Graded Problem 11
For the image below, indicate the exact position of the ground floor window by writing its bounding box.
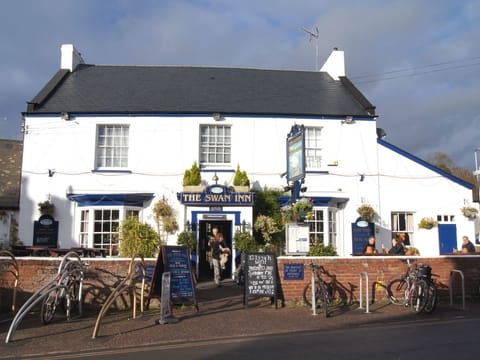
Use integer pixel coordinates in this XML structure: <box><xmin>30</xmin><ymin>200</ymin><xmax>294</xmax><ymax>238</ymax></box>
<box><xmin>391</xmin><ymin>212</ymin><xmax>414</xmax><ymax>246</ymax></box>
<box><xmin>307</xmin><ymin>208</ymin><xmax>337</xmax><ymax>248</ymax></box>
<box><xmin>79</xmin><ymin>207</ymin><xmax>140</xmax><ymax>256</ymax></box>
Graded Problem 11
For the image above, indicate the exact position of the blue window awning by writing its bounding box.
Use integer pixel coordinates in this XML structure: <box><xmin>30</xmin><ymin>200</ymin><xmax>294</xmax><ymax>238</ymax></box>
<box><xmin>68</xmin><ymin>193</ymin><xmax>154</xmax><ymax>207</ymax></box>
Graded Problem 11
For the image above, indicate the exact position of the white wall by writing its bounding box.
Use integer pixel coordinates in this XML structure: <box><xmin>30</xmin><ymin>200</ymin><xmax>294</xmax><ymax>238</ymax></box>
<box><xmin>19</xmin><ymin>114</ymin><xmax>475</xmax><ymax>255</ymax></box>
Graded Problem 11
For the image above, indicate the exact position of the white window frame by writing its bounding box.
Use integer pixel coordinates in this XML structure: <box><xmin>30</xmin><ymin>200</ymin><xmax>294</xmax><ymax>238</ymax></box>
<box><xmin>79</xmin><ymin>207</ymin><xmax>140</xmax><ymax>256</ymax></box>
<box><xmin>95</xmin><ymin>125</ymin><xmax>129</xmax><ymax>169</ymax></box>
<box><xmin>199</xmin><ymin>124</ymin><xmax>231</xmax><ymax>165</ymax></box>
<box><xmin>307</xmin><ymin>207</ymin><xmax>337</xmax><ymax>247</ymax></box>
<box><xmin>391</xmin><ymin>211</ymin><xmax>414</xmax><ymax>246</ymax></box>
<box><xmin>305</xmin><ymin>126</ymin><xmax>323</xmax><ymax>169</ymax></box>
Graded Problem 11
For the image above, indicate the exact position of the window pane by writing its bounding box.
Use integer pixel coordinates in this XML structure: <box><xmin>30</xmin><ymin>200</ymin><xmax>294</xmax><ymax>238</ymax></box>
<box><xmin>305</xmin><ymin>127</ymin><xmax>322</xmax><ymax>168</ymax></box>
<box><xmin>95</xmin><ymin>125</ymin><xmax>129</xmax><ymax>169</ymax></box>
<box><xmin>199</xmin><ymin>125</ymin><xmax>231</xmax><ymax>164</ymax></box>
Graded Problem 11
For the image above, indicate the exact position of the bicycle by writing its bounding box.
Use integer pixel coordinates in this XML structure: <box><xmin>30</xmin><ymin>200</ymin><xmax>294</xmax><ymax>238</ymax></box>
<box><xmin>417</xmin><ymin>263</ymin><xmax>437</xmax><ymax>314</ymax></box>
<box><xmin>386</xmin><ymin>259</ymin><xmax>430</xmax><ymax>314</ymax></box>
<box><xmin>41</xmin><ymin>259</ymin><xmax>83</xmax><ymax>324</ymax></box>
<box><xmin>303</xmin><ymin>262</ymin><xmax>346</xmax><ymax>317</ymax></box>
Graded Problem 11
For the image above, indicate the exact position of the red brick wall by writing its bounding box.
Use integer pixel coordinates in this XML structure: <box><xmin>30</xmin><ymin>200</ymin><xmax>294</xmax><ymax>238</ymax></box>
<box><xmin>0</xmin><ymin>258</ymin><xmax>156</xmax><ymax>311</ymax></box>
<box><xmin>277</xmin><ymin>256</ymin><xmax>480</xmax><ymax>303</ymax></box>
<box><xmin>1</xmin><ymin>256</ymin><xmax>479</xmax><ymax>311</ymax></box>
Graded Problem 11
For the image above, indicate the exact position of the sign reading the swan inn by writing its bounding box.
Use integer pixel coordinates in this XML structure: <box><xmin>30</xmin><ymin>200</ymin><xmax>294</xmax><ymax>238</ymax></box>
<box><xmin>177</xmin><ymin>185</ymin><xmax>254</xmax><ymax>206</ymax></box>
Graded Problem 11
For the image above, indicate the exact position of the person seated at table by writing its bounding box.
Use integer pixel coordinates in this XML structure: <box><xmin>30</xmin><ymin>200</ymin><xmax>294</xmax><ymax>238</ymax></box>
<box><xmin>461</xmin><ymin>236</ymin><xmax>476</xmax><ymax>253</ymax></box>
<box><xmin>388</xmin><ymin>237</ymin><xmax>405</xmax><ymax>255</ymax></box>
<box><xmin>363</xmin><ymin>236</ymin><xmax>378</xmax><ymax>255</ymax></box>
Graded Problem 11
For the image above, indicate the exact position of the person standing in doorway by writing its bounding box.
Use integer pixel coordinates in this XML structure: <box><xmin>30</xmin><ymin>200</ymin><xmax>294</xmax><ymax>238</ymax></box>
<box><xmin>208</xmin><ymin>232</ymin><xmax>230</xmax><ymax>286</ymax></box>
<box><xmin>206</xmin><ymin>226</ymin><xmax>219</xmax><ymax>269</ymax></box>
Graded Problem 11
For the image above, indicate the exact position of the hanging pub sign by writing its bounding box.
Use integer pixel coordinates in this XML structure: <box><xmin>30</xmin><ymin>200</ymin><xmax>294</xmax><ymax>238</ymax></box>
<box><xmin>286</xmin><ymin>124</ymin><xmax>306</xmax><ymax>183</ymax></box>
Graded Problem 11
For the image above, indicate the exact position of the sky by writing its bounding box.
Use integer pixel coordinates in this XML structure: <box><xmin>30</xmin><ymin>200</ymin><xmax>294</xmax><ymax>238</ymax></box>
<box><xmin>1</xmin><ymin>0</ymin><xmax>479</xmax><ymax>170</ymax></box>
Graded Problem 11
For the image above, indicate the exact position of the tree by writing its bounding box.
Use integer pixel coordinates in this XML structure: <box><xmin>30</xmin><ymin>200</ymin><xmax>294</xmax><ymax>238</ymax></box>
<box><xmin>427</xmin><ymin>152</ymin><xmax>479</xmax><ymax>202</ymax></box>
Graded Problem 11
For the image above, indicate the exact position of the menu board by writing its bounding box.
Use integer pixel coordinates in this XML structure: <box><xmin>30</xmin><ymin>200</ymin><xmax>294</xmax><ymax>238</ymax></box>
<box><xmin>33</xmin><ymin>214</ymin><xmax>59</xmax><ymax>248</ymax></box>
<box><xmin>148</xmin><ymin>246</ymin><xmax>198</xmax><ymax>310</ymax></box>
<box><xmin>244</xmin><ymin>252</ymin><xmax>279</xmax><ymax>309</ymax></box>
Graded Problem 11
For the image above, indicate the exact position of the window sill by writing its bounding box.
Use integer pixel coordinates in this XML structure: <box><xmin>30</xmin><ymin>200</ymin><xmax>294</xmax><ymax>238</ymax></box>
<box><xmin>91</xmin><ymin>169</ymin><xmax>132</xmax><ymax>174</ymax></box>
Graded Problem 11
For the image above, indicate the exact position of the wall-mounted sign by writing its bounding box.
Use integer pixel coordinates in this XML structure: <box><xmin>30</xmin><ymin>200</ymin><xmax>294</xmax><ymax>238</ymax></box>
<box><xmin>33</xmin><ymin>214</ymin><xmax>58</xmax><ymax>248</ymax></box>
<box><xmin>285</xmin><ymin>223</ymin><xmax>310</xmax><ymax>255</ymax></box>
<box><xmin>177</xmin><ymin>185</ymin><xmax>254</xmax><ymax>206</ymax></box>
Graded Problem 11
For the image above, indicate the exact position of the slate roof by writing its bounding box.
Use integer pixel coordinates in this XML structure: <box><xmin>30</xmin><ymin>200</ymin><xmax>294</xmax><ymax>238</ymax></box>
<box><xmin>26</xmin><ymin>65</ymin><xmax>375</xmax><ymax>118</ymax></box>
<box><xmin>0</xmin><ymin>139</ymin><xmax>22</xmax><ymax>209</ymax></box>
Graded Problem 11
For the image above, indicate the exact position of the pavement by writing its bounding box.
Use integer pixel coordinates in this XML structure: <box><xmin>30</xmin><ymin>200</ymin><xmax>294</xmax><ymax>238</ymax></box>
<box><xmin>0</xmin><ymin>279</ymin><xmax>479</xmax><ymax>359</ymax></box>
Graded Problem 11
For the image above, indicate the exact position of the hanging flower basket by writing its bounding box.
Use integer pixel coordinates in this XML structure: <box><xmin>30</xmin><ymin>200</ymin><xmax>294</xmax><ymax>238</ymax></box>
<box><xmin>292</xmin><ymin>198</ymin><xmax>314</xmax><ymax>222</ymax></box>
<box><xmin>356</xmin><ymin>204</ymin><xmax>376</xmax><ymax>222</ymax></box>
<box><xmin>461</xmin><ymin>207</ymin><xmax>478</xmax><ymax>220</ymax></box>
<box><xmin>38</xmin><ymin>200</ymin><xmax>55</xmax><ymax>216</ymax></box>
<box><xmin>418</xmin><ymin>217</ymin><xmax>437</xmax><ymax>230</ymax></box>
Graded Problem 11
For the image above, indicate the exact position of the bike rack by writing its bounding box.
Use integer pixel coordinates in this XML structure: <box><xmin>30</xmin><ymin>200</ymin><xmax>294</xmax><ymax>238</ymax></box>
<box><xmin>310</xmin><ymin>264</ymin><xmax>317</xmax><ymax>316</ymax></box>
<box><xmin>0</xmin><ymin>250</ymin><xmax>19</xmax><ymax>313</ymax></box>
<box><xmin>92</xmin><ymin>254</ymin><xmax>147</xmax><ymax>339</ymax></box>
<box><xmin>449</xmin><ymin>269</ymin><xmax>465</xmax><ymax>310</ymax></box>
<box><xmin>5</xmin><ymin>251</ymin><xmax>84</xmax><ymax>343</ymax></box>
<box><xmin>359</xmin><ymin>272</ymin><xmax>370</xmax><ymax>313</ymax></box>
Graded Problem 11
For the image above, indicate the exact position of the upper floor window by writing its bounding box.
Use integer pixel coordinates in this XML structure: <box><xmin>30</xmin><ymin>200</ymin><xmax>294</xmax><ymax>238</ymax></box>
<box><xmin>305</xmin><ymin>127</ymin><xmax>322</xmax><ymax>169</ymax></box>
<box><xmin>95</xmin><ymin>125</ymin><xmax>129</xmax><ymax>169</ymax></box>
<box><xmin>199</xmin><ymin>125</ymin><xmax>231</xmax><ymax>164</ymax></box>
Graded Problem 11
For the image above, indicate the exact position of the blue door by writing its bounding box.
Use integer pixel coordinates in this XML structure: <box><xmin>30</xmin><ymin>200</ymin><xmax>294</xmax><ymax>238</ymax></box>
<box><xmin>438</xmin><ymin>224</ymin><xmax>457</xmax><ymax>254</ymax></box>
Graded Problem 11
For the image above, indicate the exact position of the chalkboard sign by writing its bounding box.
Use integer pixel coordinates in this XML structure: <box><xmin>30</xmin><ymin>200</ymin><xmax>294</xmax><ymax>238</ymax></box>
<box><xmin>244</xmin><ymin>252</ymin><xmax>279</xmax><ymax>309</ymax></box>
<box><xmin>351</xmin><ymin>219</ymin><xmax>374</xmax><ymax>255</ymax></box>
<box><xmin>33</xmin><ymin>214</ymin><xmax>59</xmax><ymax>248</ymax></box>
<box><xmin>284</xmin><ymin>263</ymin><xmax>304</xmax><ymax>280</ymax></box>
<box><xmin>148</xmin><ymin>246</ymin><xmax>198</xmax><ymax>311</ymax></box>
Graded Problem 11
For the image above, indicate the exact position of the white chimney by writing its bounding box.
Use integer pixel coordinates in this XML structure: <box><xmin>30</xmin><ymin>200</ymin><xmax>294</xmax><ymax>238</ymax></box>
<box><xmin>320</xmin><ymin>48</ymin><xmax>345</xmax><ymax>80</ymax></box>
<box><xmin>61</xmin><ymin>44</ymin><xmax>85</xmax><ymax>72</ymax></box>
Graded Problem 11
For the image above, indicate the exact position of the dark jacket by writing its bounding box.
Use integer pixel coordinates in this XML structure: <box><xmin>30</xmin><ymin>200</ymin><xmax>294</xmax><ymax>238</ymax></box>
<box><xmin>210</xmin><ymin>239</ymin><xmax>228</xmax><ymax>260</ymax></box>
<box><xmin>462</xmin><ymin>241</ymin><xmax>476</xmax><ymax>253</ymax></box>
<box><xmin>389</xmin><ymin>243</ymin><xmax>405</xmax><ymax>255</ymax></box>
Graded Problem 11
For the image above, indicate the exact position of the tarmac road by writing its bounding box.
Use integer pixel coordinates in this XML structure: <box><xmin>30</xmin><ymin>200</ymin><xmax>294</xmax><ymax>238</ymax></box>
<box><xmin>0</xmin><ymin>280</ymin><xmax>479</xmax><ymax>359</ymax></box>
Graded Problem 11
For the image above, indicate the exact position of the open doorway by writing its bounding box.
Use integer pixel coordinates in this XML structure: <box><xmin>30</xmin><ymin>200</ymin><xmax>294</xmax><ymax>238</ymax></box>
<box><xmin>198</xmin><ymin>220</ymin><xmax>232</xmax><ymax>282</ymax></box>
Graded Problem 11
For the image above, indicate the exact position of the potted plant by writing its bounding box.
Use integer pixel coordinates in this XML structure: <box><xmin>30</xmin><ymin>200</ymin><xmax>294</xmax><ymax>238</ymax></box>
<box><xmin>233</xmin><ymin>230</ymin><xmax>258</xmax><ymax>253</ymax></box>
<box><xmin>461</xmin><ymin>206</ymin><xmax>478</xmax><ymax>220</ymax></box>
<box><xmin>177</xmin><ymin>230</ymin><xmax>196</xmax><ymax>253</ymax></box>
<box><xmin>254</xmin><ymin>215</ymin><xmax>281</xmax><ymax>251</ymax></box>
<box><xmin>356</xmin><ymin>204</ymin><xmax>376</xmax><ymax>222</ymax></box>
<box><xmin>182</xmin><ymin>161</ymin><xmax>203</xmax><ymax>191</ymax></box>
<box><xmin>38</xmin><ymin>200</ymin><xmax>55</xmax><ymax>216</ymax></box>
<box><xmin>418</xmin><ymin>217</ymin><xmax>437</xmax><ymax>230</ymax></box>
<box><xmin>292</xmin><ymin>198</ymin><xmax>313</xmax><ymax>222</ymax></box>
<box><xmin>152</xmin><ymin>197</ymin><xmax>179</xmax><ymax>243</ymax></box>
<box><xmin>232</xmin><ymin>165</ymin><xmax>250</xmax><ymax>192</ymax></box>
<box><xmin>405</xmin><ymin>246</ymin><xmax>420</xmax><ymax>256</ymax></box>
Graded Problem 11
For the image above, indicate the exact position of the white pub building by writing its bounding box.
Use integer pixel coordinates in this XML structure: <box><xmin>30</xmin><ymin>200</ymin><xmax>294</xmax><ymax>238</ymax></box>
<box><xmin>18</xmin><ymin>44</ymin><xmax>476</xmax><ymax>279</ymax></box>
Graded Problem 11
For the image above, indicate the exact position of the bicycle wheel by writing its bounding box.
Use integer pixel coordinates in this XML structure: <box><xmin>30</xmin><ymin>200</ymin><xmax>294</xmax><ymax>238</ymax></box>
<box><xmin>303</xmin><ymin>281</ymin><xmax>326</xmax><ymax>309</ymax></box>
<box><xmin>41</xmin><ymin>289</ymin><xmax>59</xmax><ymax>325</ymax></box>
<box><xmin>62</xmin><ymin>280</ymin><xmax>81</xmax><ymax>320</ymax></box>
<box><xmin>386</xmin><ymin>278</ymin><xmax>408</xmax><ymax>306</ymax></box>
<box><xmin>423</xmin><ymin>281</ymin><xmax>437</xmax><ymax>314</ymax></box>
<box><xmin>318</xmin><ymin>283</ymin><xmax>329</xmax><ymax>318</ymax></box>
<box><xmin>410</xmin><ymin>279</ymin><xmax>428</xmax><ymax>314</ymax></box>
<box><xmin>326</xmin><ymin>283</ymin><xmax>347</xmax><ymax>307</ymax></box>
